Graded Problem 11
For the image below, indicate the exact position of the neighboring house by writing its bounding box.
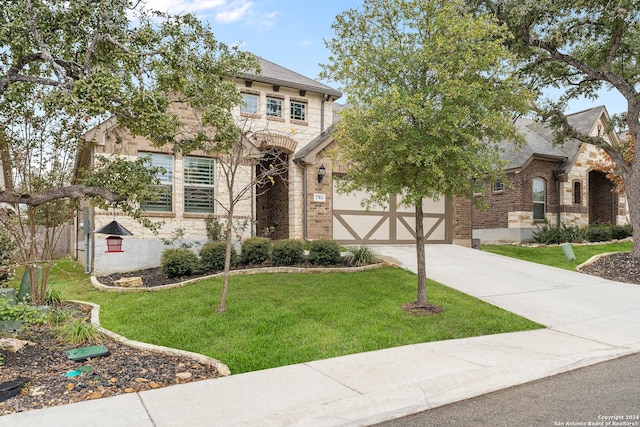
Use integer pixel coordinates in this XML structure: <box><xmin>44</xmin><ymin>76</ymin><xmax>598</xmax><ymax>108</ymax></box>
<box><xmin>78</xmin><ymin>56</ymin><xmax>471</xmax><ymax>275</ymax></box>
<box><xmin>472</xmin><ymin>106</ymin><xmax>629</xmax><ymax>243</ymax></box>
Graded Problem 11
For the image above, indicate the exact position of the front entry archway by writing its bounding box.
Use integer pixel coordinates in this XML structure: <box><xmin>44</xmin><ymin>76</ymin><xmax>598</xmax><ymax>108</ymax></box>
<box><xmin>255</xmin><ymin>150</ymin><xmax>289</xmax><ymax>240</ymax></box>
<box><xmin>589</xmin><ymin>170</ymin><xmax>617</xmax><ymax>224</ymax></box>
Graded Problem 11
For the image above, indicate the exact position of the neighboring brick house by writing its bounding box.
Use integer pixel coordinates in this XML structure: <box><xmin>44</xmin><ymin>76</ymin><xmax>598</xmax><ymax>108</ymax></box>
<box><xmin>79</xmin><ymin>56</ymin><xmax>471</xmax><ymax>275</ymax></box>
<box><xmin>472</xmin><ymin>106</ymin><xmax>629</xmax><ymax>243</ymax></box>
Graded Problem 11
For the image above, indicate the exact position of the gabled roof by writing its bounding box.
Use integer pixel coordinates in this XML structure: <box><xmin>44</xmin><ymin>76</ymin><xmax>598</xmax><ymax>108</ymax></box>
<box><xmin>242</xmin><ymin>57</ymin><xmax>342</xmax><ymax>99</ymax></box>
<box><xmin>502</xmin><ymin>106</ymin><xmax>611</xmax><ymax>172</ymax></box>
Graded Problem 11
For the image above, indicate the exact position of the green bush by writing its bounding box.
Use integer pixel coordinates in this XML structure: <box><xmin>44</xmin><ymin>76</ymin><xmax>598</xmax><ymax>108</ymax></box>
<box><xmin>345</xmin><ymin>245</ymin><xmax>378</xmax><ymax>267</ymax></box>
<box><xmin>241</xmin><ymin>237</ymin><xmax>271</xmax><ymax>265</ymax></box>
<box><xmin>0</xmin><ymin>296</ymin><xmax>49</xmax><ymax>324</ymax></box>
<box><xmin>610</xmin><ymin>224</ymin><xmax>632</xmax><ymax>240</ymax></box>
<box><xmin>308</xmin><ymin>239</ymin><xmax>341</xmax><ymax>265</ymax></box>
<box><xmin>200</xmin><ymin>241</ymin><xmax>237</xmax><ymax>272</ymax></box>
<box><xmin>532</xmin><ymin>223</ymin><xmax>562</xmax><ymax>244</ymax></box>
<box><xmin>585</xmin><ymin>224</ymin><xmax>612</xmax><ymax>242</ymax></box>
<box><xmin>533</xmin><ymin>223</ymin><xmax>585</xmax><ymax>244</ymax></box>
<box><xmin>271</xmin><ymin>239</ymin><xmax>305</xmax><ymax>266</ymax></box>
<box><xmin>160</xmin><ymin>248</ymin><xmax>200</xmax><ymax>278</ymax></box>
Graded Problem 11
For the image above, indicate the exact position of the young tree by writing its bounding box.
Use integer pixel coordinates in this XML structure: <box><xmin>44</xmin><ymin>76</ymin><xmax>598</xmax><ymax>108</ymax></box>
<box><xmin>1</xmin><ymin>0</ymin><xmax>256</xmax><ymax>302</ymax></box>
<box><xmin>173</xmin><ymin>97</ymin><xmax>289</xmax><ymax>312</ymax></box>
<box><xmin>469</xmin><ymin>0</ymin><xmax>640</xmax><ymax>256</ymax></box>
<box><xmin>322</xmin><ymin>0</ymin><xmax>532</xmax><ymax>310</ymax></box>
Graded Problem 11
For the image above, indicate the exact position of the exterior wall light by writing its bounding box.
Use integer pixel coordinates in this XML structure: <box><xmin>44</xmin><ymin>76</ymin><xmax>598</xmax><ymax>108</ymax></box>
<box><xmin>317</xmin><ymin>164</ymin><xmax>326</xmax><ymax>183</ymax></box>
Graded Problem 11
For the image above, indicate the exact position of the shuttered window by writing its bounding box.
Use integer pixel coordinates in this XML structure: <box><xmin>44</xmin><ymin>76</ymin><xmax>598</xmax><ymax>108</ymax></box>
<box><xmin>141</xmin><ymin>153</ymin><xmax>173</xmax><ymax>212</ymax></box>
<box><xmin>184</xmin><ymin>156</ymin><xmax>215</xmax><ymax>213</ymax></box>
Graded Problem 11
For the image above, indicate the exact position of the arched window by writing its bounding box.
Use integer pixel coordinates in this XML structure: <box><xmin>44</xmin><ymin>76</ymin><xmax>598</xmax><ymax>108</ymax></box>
<box><xmin>573</xmin><ymin>181</ymin><xmax>582</xmax><ymax>205</ymax></box>
<box><xmin>533</xmin><ymin>177</ymin><xmax>546</xmax><ymax>220</ymax></box>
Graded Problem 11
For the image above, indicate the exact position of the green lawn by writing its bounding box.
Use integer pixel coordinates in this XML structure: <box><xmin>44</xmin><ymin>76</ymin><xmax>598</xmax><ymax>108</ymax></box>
<box><xmin>482</xmin><ymin>241</ymin><xmax>632</xmax><ymax>270</ymax></box>
<box><xmin>40</xmin><ymin>260</ymin><xmax>541</xmax><ymax>374</ymax></box>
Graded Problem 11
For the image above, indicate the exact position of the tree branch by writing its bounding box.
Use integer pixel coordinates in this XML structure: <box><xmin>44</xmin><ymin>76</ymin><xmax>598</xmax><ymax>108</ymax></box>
<box><xmin>0</xmin><ymin>185</ymin><xmax>125</xmax><ymax>207</ymax></box>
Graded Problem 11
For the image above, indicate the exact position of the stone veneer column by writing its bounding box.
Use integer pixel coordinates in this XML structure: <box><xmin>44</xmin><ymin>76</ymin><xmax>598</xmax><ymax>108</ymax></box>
<box><xmin>288</xmin><ymin>158</ymin><xmax>304</xmax><ymax>239</ymax></box>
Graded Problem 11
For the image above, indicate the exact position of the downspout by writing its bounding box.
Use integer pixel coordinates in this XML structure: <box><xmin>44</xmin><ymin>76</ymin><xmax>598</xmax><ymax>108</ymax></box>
<box><xmin>321</xmin><ymin>94</ymin><xmax>330</xmax><ymax>133</ymax></box>
<box><xmin>553</xmin><ymin>169</ymin><xmax>562</xmax><ymax>231</ymax></box>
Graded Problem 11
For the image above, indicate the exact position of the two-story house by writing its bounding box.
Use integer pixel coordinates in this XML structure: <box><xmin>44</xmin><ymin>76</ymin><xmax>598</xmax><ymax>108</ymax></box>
<box><xmin>80</xmin><ymin>56</ymin><xmax>470</xmax><ymax>275</ymax></box>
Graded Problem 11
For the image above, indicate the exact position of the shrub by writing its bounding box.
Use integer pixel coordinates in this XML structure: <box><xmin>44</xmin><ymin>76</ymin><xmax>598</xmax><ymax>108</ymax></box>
<box><xmin>533</xmin><ymin>223</ymin><xmax>585</xmax><ymax>244</ymax></box>
<box><xmin>532</xmin><ymin>223</ymin><xmax>562</xmax><ymax>244</ymax></box>
<box><xmin>345</xmin><ymin>245</ymin><xmax>378</xmax><ymax>267</ymax></box>
<box><xmin>160</xmin><ymin>248</ymin><xmax>200</xmax><ymax>278</ymax></box>
<box><xmin>44</xmin><ymin>287</ymin><xmax>63</xmax><ymax>308</ymax></box>
<box><xmin>0</xmin><ymin>296</ymin><xmax>49</xmax><ymax>325</ymax></box>
<box><xmin>241</xmin><ymin>237</ymin><xmax>271</xmax><ymax>265</ymax></box>
<box><xmin>610</xmin><ymin>224</ymin><xmax>632</xmax><ymax>240</ymax></box>
<box><xmin>54</xmin><ymin>319</ymin><xmax>104</xmax><ymax>345</ymax></box>
<box><xmin>200</xmin><ymin>241</ymin><xmax>237</xmax><ymax>272</ymax></box>
<box><xmin>585</xmin><ymin>224</ymin><xmax>612</xmax><ymax>242</ymax></box>
<box><xmin>308</xmin><ymin>239</ymin><xmax>341</xmax><ymax>265</ymax></box>
<box><xmin>271</xmin><ymin>239</ymin><xmax>305</xmax><ymax>266</ymax></box>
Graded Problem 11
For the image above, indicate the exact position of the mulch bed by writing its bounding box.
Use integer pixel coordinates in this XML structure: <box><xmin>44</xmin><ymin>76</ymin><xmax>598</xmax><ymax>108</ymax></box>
<box><xmin>0</xmin><ymin>302</ymin><xmax>223</xmax><ymax>416</ymax></box>
<box><xmin>578</xmin><ymin>252</ymin><xmax>640</xmax><ymax>284</ymax></box>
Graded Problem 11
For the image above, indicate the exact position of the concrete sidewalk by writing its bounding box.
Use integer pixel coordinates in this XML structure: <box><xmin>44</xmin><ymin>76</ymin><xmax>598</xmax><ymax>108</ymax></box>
<box><xmin>2</xmin><ymin>245</ymin><xmax>640</xmax><ymax>427</ymax></box>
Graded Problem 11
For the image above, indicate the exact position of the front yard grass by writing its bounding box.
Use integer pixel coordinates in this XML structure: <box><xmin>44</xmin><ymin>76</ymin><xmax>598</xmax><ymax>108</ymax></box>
<box><xmin>42</xmin><ymin>260</ymin><xmax>541</xmax><ymax>374</ymax></box>
<box><xmin>482</xmin><ymin>241</ymin><xmax>632</xmax><ymax>270</ymax></box>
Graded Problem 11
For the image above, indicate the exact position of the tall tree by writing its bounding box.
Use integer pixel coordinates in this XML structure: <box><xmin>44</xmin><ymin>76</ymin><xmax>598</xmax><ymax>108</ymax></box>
<box><xmin>470</xmin><ymin>0</ymin><xmax>640</xmax><ymax>256</ymax></box>
<box><xmin>322</xmin><ymin>0</ymin><xmax>532</xmax><ymax>310</ymax></box>
<box><xmin>0</xmin><ymin>0</ymin><xmax>255</xmax><ymax>302</ymax></box>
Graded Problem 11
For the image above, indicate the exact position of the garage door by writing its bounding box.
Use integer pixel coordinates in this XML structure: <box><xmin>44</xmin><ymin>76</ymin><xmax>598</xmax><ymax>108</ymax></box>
<box><xmin>332</xmin><ymin>184</ymin><xmax>452</xmax><ymax>244</ymax></box>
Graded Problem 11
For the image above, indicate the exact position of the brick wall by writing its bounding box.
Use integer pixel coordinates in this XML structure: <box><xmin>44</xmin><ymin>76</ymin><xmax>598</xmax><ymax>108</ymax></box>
<box><xmin>472</xmin><ymin>160</ymin><xmax>562</xmax><ymax>230</ymax></box>
<box><xmin>452</xmin><ymin>197</ymin><xmax>471</xmax><ymax>241</ymax></box>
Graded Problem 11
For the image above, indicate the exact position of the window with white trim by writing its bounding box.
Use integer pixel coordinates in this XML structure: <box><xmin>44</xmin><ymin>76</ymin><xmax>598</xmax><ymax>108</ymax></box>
<box><xmin>184</xmin><ymin>156</ymin><xmax>215</xmax><ymax>213</ymax></box>
<box><xmin>290</xmin><ymin>100</ymin><xmax>306</xmax><ymax>121</ymax></box>
<box><xmin>492</xmin><ymin>179</ymin><xmax>504</xmax><ymax>192</ymax></box>
<box><xmin>533</xmin><ymin>177</ymin><xmax>546</xmax><ymax>220</ymax></box>
<box><xmin>266</xmin><ymin>97</ymin><xmax>283</xmax><ymax>118</ymax></box>
<box><xmin>142</xmin><ymin>153</ymin><xmax>173</xmax><ymax>212</ymax></box>
<box><xmin>241</xmin><ymin>93</ymin><xmax>258</xmax><ymax>115</ymax></box>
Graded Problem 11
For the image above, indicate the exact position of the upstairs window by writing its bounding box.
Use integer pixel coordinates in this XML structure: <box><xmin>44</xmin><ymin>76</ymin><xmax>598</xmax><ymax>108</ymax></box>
<box><xmin>241</xmin><ymin>93</ymin><xmax>259</xmax><ymax>115</ymax></box>
<box><xmin>142</xmin><ymin>153</ymin><xmax>173</xmax><ymax>212</ymax></box>
<box><xmin>533</xmin><ymin>177</ymin><xmax>546</xmax><ymax>220</ymax></box>
<box><xmin>492</xmin><ymin>179</ymin><xmax>504</xmax><ymax>192</ymax></box>
<box><xmin>184</xmin><ymin>156</ymin><xmax>215</xmax><ymax>213</ymax></box>
<box><xmin>266</xmin><ymin>97</ymin><xmax>283</xmax><ymax>118</ymax></box>
<box><xmin>290</xmin><ymin>100</ymin><xmax>306</xmax><ymax>121</ymax></box>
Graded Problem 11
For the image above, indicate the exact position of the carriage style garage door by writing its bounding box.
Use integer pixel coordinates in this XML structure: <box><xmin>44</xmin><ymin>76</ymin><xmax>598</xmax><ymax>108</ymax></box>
<box><xmin>332</xmin><ymin>184</ymin><xmax>452</xmax><ymax>245</ymax></box>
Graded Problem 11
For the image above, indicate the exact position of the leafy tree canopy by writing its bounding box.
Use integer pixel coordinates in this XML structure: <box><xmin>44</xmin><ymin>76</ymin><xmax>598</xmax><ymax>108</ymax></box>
<box><xmin>468</xmin><ymin>0</ymin><xmax>640</xmax><ymax>255</ymax></box>
<box><xmin>322</xmin><ymin>0</ymin><xmax>533</xmax><ymax>207</ymax></box>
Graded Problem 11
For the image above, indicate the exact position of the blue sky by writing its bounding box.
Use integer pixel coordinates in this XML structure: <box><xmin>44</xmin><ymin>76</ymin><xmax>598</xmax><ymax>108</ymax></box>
<box><xmin>144</xmin><ymin>0</ymin><xmax>627</xmax><ymax>116</ymax></box>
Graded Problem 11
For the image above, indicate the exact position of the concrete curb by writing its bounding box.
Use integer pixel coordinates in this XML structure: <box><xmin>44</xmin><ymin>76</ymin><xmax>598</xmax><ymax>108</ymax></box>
<box><xmin>67</xmin><ymin>299</ymin><xmax>231</xmax><ymax>377</ymax></box>
<box><xmin>90</xmin><ymin>262</ymin><xmax>388</xmax><ymax>293</ymax></box>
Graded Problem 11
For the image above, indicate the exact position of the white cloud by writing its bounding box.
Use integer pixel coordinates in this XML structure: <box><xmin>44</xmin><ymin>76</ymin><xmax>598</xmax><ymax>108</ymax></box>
<box><xmin>256</xmin><ymin>11</ymin><xmax>278</xmax><ymax>30</ymax></box>
<box><xmin>215</xmin><ymin>1</ymin><xmax>253</xmax><ymax>23</ymax></box>
<box><xmin>141</xmin><ymin>0</ymin><xmax>241</xmax><ymax>16</ymax></box>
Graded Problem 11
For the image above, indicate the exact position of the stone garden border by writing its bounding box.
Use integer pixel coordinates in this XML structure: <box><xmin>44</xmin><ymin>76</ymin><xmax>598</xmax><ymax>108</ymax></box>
<box><xmin>68</xmin><ymin>299</ymin><xmax>231</xmax><ymax>376</ymax></box>
<box><xmin>575</xmin><ymin>252</ymin><xmax>617</xmax><ymax>272</ymax></box>
<box><xmin>90</xmin><ymin>262</ymin><xmax>389</xmax><ymax>293</ymax></box>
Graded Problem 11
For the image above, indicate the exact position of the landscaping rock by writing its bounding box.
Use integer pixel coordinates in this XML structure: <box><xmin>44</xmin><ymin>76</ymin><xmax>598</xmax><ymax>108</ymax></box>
<box><xmin>113</xmin><ymin>276</ymin><xmax>143</xmax><ymax>287</ymax></box>
<box><xmin>0</xmin><ymin>338</ymin><xmax>34</xmax><ymax>353</ymax></box>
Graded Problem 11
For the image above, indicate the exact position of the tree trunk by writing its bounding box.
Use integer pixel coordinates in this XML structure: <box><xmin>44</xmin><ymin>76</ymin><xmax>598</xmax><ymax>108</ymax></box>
<box><xmin>625</xmin><ymin>169</ymin><xmax>640</xmax><ymax>258</ymax></box>
<box><xmin>414</xmin><ymin>200</ymin><xmax>428</xmax><ymax>307</ymax></box>
<box><xmin>216</xmin><ymin>208</ymin><xmax>235</xmax><ymax>313</ymax></box>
